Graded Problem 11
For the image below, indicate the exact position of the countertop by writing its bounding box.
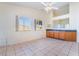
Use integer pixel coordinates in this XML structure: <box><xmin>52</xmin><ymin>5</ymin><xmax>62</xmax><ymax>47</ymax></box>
<box><xmin>46</xmin><ymin>29</ymin><xmax>77</xmax><ymax>32</ymax></box>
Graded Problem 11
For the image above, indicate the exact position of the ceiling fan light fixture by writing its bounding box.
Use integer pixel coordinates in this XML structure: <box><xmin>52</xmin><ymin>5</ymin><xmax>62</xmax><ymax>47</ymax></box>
<box><xmin>46</xmin><ymin>7</ymin><xmax>52</xmax><ymax>10</ymax></box>
<box><xmin>44</xmin><ymin>7</ymin><xmax>52</xmax><ymax>12</ymax></box>
<box><xmin>41</xmin><ymin>2</ymin><xmax>59</xmax><ymax>12</ymax></box>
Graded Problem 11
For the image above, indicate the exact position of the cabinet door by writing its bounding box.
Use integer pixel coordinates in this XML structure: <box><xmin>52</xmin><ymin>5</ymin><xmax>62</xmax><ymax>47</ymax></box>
<box><xmin>71</xmin><ymin>32</ymin><xmax>76</xmax><ymax>41</ymax></box>
<box><xmin>64</xmin><ymin>32</ymin><xmax>70</xmax><ymax>41</ymax></box>
<box><xmin>46</xmin><ymin>31</ymin><xmax>53</xmax><ymax>38</ymax></box>
<box><xmin>64</xmin><ymin>32</ymin><xmax>76</xmax><ymax>41</ymax></box>
<box><xmin>46</xmin><ymin>31</ymin><xmax>50</xmax><ymax>37</ymax></box>
<box><xmin>68</xmin><ymin>32</ymin><xmax>76</xmax><ymax>41</ymax></box>
<box><xmin>59</xmin><ymin>32</ymin><xmax>65</xmax><ymax>40</ymax></box>
<box><xmin>53</xmin><ymin>31</ymin><xmax>59</xmax><ymax>39</ymax></box>
<box><xmin>49</xmin><ymin>32</ymin><xmax>54</xmax><ymax>38</ymax></box>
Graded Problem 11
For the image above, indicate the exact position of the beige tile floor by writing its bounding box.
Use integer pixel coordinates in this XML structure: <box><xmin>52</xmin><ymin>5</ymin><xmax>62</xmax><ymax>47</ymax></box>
<box><xmin>0</xmin><ymin>38</ymin><xmax>78</xmax><ymax>56</ymax></box>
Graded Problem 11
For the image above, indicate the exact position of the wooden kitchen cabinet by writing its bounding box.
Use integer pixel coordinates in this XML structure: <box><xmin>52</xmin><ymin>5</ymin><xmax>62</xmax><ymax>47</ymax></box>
<box><xmin>53</xmin><ymin>31</ymin><xmax>59</xmax><ymax>39</ymax></box>
<box><xmin>50</xmin><ymin>32</ymin><xmax>54</xmax><ymax>38</ymax></box>
<box><xmin>46</xmin><ymin>31</ymin><xmax>50</xmax><ymax>37</ymax></box>
<box><xmin>59</xmin><ymin>32</ymin><xmax>65</xmax><ymax>40</ymax></box>
<box><xmin>46</xmin><ymin>29</ymin><xmax>76</xmax><ymax>42</ymax></box>
<box><xmin>64</xmin><ymin>32</ymin><xmax>76</xmax><ymax>41</ymax></box>
<box><xmin>70</xmin><ymin>32</ymin><xmax>76</xmax><ymax>41</ymax></box>
<box><xmin>46</xmin><ymin>31</ymin><xmax>54</xmax><ymax>38</ymax></box>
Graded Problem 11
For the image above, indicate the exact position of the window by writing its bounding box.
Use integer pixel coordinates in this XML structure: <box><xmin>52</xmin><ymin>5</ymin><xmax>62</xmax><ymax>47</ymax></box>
<box><xmin>16</xmin><ymin>16</ymin><xmax>33</xmax><ymax>31</ymax></box>
<box><xmin>35</xmin><ymin>20</ymin><xmax>43</xmax><ymax>30</ymax></box>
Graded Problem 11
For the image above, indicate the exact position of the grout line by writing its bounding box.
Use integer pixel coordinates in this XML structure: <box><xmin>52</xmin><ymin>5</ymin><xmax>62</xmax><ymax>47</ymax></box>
<box><xmin>67</xmin><ymin>43</ymin><xmax>74</xmax><ymax>56</ymax></box>
<box><xmin>5</xmin><ymin>38</ymin><xmax>7</xmax><ymax>56</ymax></box>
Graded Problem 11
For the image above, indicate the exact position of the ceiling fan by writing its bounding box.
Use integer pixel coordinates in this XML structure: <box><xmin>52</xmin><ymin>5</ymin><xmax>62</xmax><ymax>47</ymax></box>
<box><xmin>41</xmin><ymin>2</ymin><xmax>59</xmax><ymax>12</ymax></box>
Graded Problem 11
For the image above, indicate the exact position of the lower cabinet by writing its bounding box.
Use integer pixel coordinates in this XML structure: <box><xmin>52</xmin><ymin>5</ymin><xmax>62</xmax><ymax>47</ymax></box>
<box><xmin>46</xmin><ymin>31</ymin><xmax>53</xmax><ymax>38</ymax></box>
<box><xmin>53</xmin><ymin>31</ymin><xmax>59</xmax><ymax>39</ymax></box>
<box><xmin>46</xmin><ymin>31</ymin><xmax>76</xmax><ymax>42</ymax></box>
<box><xmin>64</xmin><ymin>32</ymin><xmax>76</xmax><ymax>41</ymax></box>
<box><xmin>59</xmin><ymin>32</ymin><xmax>65</xmax><ymax>40</ymax></box>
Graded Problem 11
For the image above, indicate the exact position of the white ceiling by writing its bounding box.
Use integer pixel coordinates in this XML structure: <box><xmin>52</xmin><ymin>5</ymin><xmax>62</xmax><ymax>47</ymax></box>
<box><xmin>3</xmin><ymin>2</ymin><xmax>69</xmax><ymax>10</ymax></box>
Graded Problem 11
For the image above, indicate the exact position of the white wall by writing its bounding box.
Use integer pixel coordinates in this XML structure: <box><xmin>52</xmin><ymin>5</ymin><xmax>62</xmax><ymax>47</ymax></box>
<box><xmin>70</xmin><ymin>3</ymin><xmax>79</xmax><ymax>42</ymax></box>
<box><xmin>0</xmin><ymin>3</ymin><xmax>47</xmax><ymax>46</ymax></box>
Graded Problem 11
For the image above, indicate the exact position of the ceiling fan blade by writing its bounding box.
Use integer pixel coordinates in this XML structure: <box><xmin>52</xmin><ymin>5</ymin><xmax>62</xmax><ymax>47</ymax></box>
<box><xmin>41</xmin><ymin>2</ymin><xmax>58</xmax><ymax>12</ymax></box>
<box><xmin>41</xmin><ymin>2</ymin><xmax>47</xmax><ymax>7</ymax></box>
<box><xmin>51</xmin><ymin>7</ymin><xmax>59</xmax><ymax>10</ymax></box>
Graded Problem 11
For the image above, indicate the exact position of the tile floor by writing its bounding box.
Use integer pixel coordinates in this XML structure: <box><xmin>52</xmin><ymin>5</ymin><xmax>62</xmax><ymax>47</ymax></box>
<box><xmin>0</xmin><ymin>38</ymin><xmax>78</xmax><ymax>56</ymax></box>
